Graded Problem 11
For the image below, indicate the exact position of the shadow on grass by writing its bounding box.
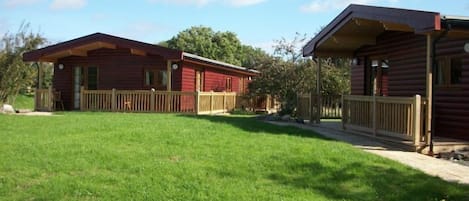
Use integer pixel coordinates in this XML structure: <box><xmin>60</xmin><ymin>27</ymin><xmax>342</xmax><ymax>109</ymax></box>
<box><xmin>180</xmin><ymin>114</ymin><xmax>332</xmax><ymax>141</ymax></box>
<box><xmin>268</xmin><ymin>160</ymin><xmax>469</xmax><ymax>201</ymax></box>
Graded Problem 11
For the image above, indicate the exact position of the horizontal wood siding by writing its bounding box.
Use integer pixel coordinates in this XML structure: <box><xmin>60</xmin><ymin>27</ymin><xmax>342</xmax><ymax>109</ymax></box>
<box><xmin>358</xmin><ymin>32</ymin><xmax>427</xmax><ymax>97</ymax></box>
<box><xmin>354</xmin><ymin>31</ymin><xmax>469</xmax><ymax>140</ymax></box>
<box><xmin>181</xmin><ymin>61</ymin><xmax>244</xmax><ymax>93</ymax></box>
<box><xmin>181</xmin><ymin>62</ymin><xmax>195</xmax><ymax>92</ymax></box>
<box><xmin>54</xmin><ymin>48</ymin><xmax>167</xmax><ymax>110</ymax></box>
<box><xmin>434</xmin><ymin>38</ymin><xmax>469</xmax><ymax>140</ymax></box>
<box><xmin>351</xmin><ymin>59</ymin><xmax>365</xmax><ymax>95</ymax></box>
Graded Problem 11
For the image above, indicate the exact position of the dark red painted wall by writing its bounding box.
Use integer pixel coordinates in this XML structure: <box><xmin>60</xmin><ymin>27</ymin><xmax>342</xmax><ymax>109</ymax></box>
<box><xmin>180</xmin><ymin>61</ymin><xmax>246</xmax><ymax>93</ymax></box>
<box><xmin>352</xmin><ymin>31</ymin><xmax>469</xmax><ymax>140</ymax></box>
<box><xmin>54</xmin><ymin>48</ymin><xmax>251</xmax><ymax>110</ymax></box>
<box><xmin>54</xmin><ymin>48</ymin><xmax>167</xmax><ymax>110</ymax></box>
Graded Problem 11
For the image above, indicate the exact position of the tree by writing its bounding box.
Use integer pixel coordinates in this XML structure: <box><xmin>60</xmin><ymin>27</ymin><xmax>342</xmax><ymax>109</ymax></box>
<box><xmin>164</xmin><ymin>26</ymin><xmax>269</xmax><ymax>68</ymax></box>
<box><xmin>248</xmin><ymin>33</ymin><xmax>350</xmax><ymax>115</ymax></box>
<box><xmin>0</xmin><ymin>23</ymin><xmax>46</xmax><ymax>104</ymax></box>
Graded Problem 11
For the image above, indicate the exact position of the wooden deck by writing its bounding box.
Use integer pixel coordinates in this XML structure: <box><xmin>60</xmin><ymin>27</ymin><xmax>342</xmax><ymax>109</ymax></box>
<box><xmin>35</xmin><ymin>87</ymin><xmax>278</xmax><ymax>114</ymax></box>
<box><xmin>297</xmin><ymin>94</ymin><xmax>431</xmax><ymax>151</ymax></box>
<box><xmin>311</xmin><ymin>121</ymin><xmax>469</xmax><ymax>154</ymax></box>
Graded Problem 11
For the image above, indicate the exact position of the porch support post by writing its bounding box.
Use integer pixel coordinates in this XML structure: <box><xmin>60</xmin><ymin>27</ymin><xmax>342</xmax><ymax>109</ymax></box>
<box><xmin>425</xmin><ymin>34</ymin><xmax>433</xmax><ymax>148</ymax></box>
<box><xmin>316</xmin><ymin>57</ymin><xmax>322</xmax><ymax>124</ymax></box>
<box><xmin>38</xmin><ymin>62</ymin><xmax>43</xmax><ymax>89</ymax></box>
<box><xmin>166</xmin><ymin>60</ymin><xmax>172</xmax><ymax>91</ymax></box>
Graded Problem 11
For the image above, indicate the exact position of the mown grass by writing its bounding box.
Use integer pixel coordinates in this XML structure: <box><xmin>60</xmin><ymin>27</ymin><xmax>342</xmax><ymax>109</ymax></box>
<box><xmin>10</xmin><ymin>94</ymin><xmax>35</xmax><ymax>110</ymax></box>
<box><xmin>0</xmin><ymin>113</ymin><xmax>468</xmax><ymax>201</ymax></box>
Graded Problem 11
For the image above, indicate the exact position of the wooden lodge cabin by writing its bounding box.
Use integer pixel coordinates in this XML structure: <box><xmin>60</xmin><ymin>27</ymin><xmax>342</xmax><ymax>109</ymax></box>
<box><xmin>22</xmin><ymin>33</ymin><xmax>272</xmax><ymax>114</ymax></box>
<box><xmin>302</xmin><ymin>4</ymin><xmax>469</xmax><ymax>151</ymax></box>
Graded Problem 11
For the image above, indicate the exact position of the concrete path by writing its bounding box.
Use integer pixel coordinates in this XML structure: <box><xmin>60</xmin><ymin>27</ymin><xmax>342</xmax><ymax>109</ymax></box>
<box><xmin>267</xmin><ymin>121</ymin><xmax>469</xmax><ymax>185</ymax></box>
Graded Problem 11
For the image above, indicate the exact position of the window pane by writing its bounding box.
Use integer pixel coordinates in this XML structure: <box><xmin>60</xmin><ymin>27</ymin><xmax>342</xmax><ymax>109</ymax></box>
<box><xmin>145</xmin><ymin>71</ymin><xmax>154</xmax><ymax>86</ymax></box>
<box><xmin>159</xmin><ymin>70</ymin><xmax>167</xmax><ymax>86</ymax></box>
<box><xmin>451</xmin><ymin>58</ymin><xmax>462</xmax><ymax>84</ymax></box>
<box><xmin>88</xmin><ymin>67</ymin><xmax>98</xmax><ymax>90</ymax></box>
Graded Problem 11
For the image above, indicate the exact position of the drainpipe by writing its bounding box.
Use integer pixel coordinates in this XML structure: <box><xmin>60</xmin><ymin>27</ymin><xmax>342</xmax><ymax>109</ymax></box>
<box><xmin>429</xmin><ymin>24</ymin><xmax>450</xmax><ymax>155</ymax></box>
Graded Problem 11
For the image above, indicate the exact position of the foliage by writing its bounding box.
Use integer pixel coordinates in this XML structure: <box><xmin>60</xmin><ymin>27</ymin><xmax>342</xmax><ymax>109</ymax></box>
<box><xmin>1</xmin><ymin>113</ymin><xmax>468</xmax><ymax>200</ymax></box>
<box><xmin>164</xmin><ymin>26</ymin><xmax>269</xmax><ymax>67</ymax></box>
<box><xmin>248</xmin><ymin>33</ymin><xmax>350</xmax><ymax>114</ymax></box>
<box><xmin>0</xmin><ymin>23</ymin><xmax>46</xmax><ymax>104</ymax></box>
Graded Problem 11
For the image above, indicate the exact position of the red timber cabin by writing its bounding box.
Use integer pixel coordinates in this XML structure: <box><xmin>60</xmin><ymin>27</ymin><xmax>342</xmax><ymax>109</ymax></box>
<box><xmin>303</xmin><ymin>4</ymin><xmax>469</xmax><ymax>148</ymax></box>
<box><xmin>23</xmin><ymin>33</ymin><xmax>258</xmax><ymax>113</ymax></box>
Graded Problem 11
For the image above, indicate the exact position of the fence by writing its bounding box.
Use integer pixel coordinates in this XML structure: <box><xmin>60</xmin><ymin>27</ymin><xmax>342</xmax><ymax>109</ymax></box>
<box><xmin>296</xmin><ymin>94</ymin><xmax>342</xmax><ymax>120</ymax></box>
<box><xmin>34</xmin><ymin>87</ymin><xmax>54</xmax><ymax>111</ymax></box>
<box><xmin>80</xmin><ymin>87</ymin><xmax>237</xmax><ymax>114</ymax></box>
<box><xmin>342</xmin><ymin>95</ymin><xmax>426</xmax><ymax>146</ymax></box>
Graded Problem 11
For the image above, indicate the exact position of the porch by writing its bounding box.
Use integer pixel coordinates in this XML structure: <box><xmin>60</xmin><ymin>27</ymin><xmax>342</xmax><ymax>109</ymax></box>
<box><xmin>34</xmin><ymin>87</ymin><xmax>278</xmax><ymax>115</ymax></box>
<box><xmin>296</xmin><ymin>94</ymin><xmax>469</xmax><ymax>153</ymax></box>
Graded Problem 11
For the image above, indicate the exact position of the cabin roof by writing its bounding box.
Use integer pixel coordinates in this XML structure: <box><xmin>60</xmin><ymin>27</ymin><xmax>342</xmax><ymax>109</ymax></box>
<box><xmin>23</xmin><ymin>32</ymin><xmax>257</xmax><ymax>75</ymax></box>
<box><xmin>302</xmin><ymin>4</ymin><xmax>469</xmax><ymax>58</ymax></box>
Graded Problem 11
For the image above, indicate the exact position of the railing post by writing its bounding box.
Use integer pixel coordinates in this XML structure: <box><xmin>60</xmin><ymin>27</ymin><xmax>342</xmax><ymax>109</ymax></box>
<box><xmin>150</xmin><ymin>89</ymin><xmax>155</xmax><ymax>112</ymax></box>
<box><xmin>34</xmin><ymin>89</ymin><xmax>38</xmax><ymax>111</ymax></box>
<box><xmin>80</xmin><ymin>86</ymin><xmax>84</xmax><ymax>111</ymax></box>
<box><xmin>342</xmin><ymin>95</ymin><xmax>346</xmax><ymax>130</ymax></box>
<box><xmin>195</xmin><ymin>91</ymin><xmax>200</xmax><ymax>115</ymax></box>
<box><xmin>413</xmin><ymin>95</ymin><xmax>422</xmax><ymax>147</ymax></box>
<box><xmin>48</xmin><ymin>86</ymin><xmax>53</xmax><ymax>112</ymax></box>
<box><xmin>309</xmin><ymin>93</ymin><xmax>314</xmax><ymax>124</ymax></box>
<box><xmin>210</xmin><ymin>91</ymin><xmax>214</xmax><ymax>114</ymax></box>
<box><xmin>223</xmin><ymin>91</ymin><xmax>227</xmax><ymax>113</ymax></box>
<box><xmin>111</xmin><ymin>88</ymin><xmax>116</xmax><ymax>112</ymax></box>
<box><xmin>372</xmin><ymin>95</ymin><xmax>377</xmax><ymax>136</ymax></box>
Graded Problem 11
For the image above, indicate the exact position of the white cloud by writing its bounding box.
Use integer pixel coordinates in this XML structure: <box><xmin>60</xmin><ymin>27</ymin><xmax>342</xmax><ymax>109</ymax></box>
<box><xmin>225</xmin><ymin>0</ymin><xmax>265</xmax><ymax>7</ymax></box>
<box><xmin>50</xmin><ymin>0</ymin><xmax>86</xmax><ymax>10</ymax></box>
<box><xmin>3</xmin><ymin>0</ymin><xmax>40</xmax><ymax>8</ymax></box>
<box><xmin>147</xmin><ymin>0</ymin><xmax>265</xmax><ymax>7</ymax></box>
<box><xmin>300</xmin><ymin>0</ymin><xmax>398</xmax><ymax>13</ymax></box>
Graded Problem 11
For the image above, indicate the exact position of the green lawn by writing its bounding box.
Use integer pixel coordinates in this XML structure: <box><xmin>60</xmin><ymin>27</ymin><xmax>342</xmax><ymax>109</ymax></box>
<box><xmin>0</xmin><ymin>113</ymin><xmax>468</xmax><ymax>201</ymax></box>
<box><xmin>10</xmin><ymin>94</ymin><xmax>35</xmax><ymax>110</ymax></box>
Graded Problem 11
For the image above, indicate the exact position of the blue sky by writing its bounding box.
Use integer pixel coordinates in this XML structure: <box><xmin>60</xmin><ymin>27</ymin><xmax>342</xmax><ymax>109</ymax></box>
<box><xmin>1</xmin><ymin>0</ymin><xmax>469</xmax><ymax>52</ymax></box>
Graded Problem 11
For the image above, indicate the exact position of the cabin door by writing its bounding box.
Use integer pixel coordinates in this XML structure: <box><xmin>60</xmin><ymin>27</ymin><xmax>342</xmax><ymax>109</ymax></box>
<box><xmin>366</xmin><ymin>59</ymin><xmax>389</xmax><ymax>96</ymax></box>
<box><xmin>73</xmin><ymin>66</ymin><xmax>98</xmax><ymax>110</ymax></box>
<box><xmin>195</xmin><ymin>70</ymin><xmax>204</xmax><ymax>91</ymax></box>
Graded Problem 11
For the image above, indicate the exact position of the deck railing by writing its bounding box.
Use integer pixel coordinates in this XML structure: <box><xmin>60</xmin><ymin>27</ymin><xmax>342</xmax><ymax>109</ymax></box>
<box><xmin>342</xmin><ymin>95</ymin><xmax>426</xmax><ymax>146</ymax></box>
<box><xmin>296</xmin><ymin>94</ymin><xmax>342</xmax><ymax>120</ymax></box>
<box><xmin>81</xmin><ymin>88</ymin><xmax>237</xmax><ymax>114</ymax></box>
<box><xmin>34</xmin><ymin>87</ymin><xmax>54</xmax><ymax>112</ymax></box>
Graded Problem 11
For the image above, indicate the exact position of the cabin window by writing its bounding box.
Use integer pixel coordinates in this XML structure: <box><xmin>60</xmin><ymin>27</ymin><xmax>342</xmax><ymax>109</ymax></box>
<box><xmin>225</xmin><ymin>77</ymin><xmax>232</xmax><ymax>92</ymax></box>
<box><xmin>87</xmin><ymin>67</ymin><xmax>98</xmax><ymax>90</ymax></box>
<box><xmin>145</xmin><ymin>69</ymin><xmax>167</xmax><ymax>89</ymax></box>
<box><xmin>437</xmin><ymin>57</ymin><xmax>462</xmax><ymax>86</ymax></box>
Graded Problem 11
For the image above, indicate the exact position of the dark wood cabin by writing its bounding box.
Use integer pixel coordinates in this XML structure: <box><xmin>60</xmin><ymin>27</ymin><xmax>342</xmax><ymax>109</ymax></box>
<box><xmin>303</xmin><ymin>4</ymin><xmax>469</xmax><ymax>141</ymax></box>
<box><xmin>23</xmin><ymin>33</ymin><xmax>257</xmax><ymax>111</ymax></box>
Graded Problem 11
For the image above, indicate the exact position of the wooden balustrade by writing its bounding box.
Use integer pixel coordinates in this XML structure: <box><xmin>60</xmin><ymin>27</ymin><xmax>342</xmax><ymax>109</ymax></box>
<box><xmin>80</xmin><ymin>88</ymin><xmax>237</xmax><ymax>114</ymax></box>
<box><xmin>296</xmin><ymin>94</ymin><xmax>342</xmax><ymax>120</ymax></box>
<box><xmin>342</xmin><ymin>95</ymin><xmax>425</xmax><ymax>146</ymax></box>
<box><xmin>34</xmin><ymin>87</ymin><xmax>54</xmax><ymax>111</ymax></box>
<box><xmin>197</xmin><ymin>91</ymin><xmax>237</xmax><ymax>114</ymax></box>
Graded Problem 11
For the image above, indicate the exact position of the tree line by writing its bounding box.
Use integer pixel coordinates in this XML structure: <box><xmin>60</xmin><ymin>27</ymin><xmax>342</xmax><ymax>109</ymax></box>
<box><xmin>0</xmin><ymin>25</ymin><xmax>350</xmax><ymax>114</ymax></box>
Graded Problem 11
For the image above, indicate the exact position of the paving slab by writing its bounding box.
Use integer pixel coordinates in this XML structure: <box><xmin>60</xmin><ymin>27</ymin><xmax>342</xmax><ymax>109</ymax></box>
<box><xmin>266</xmin><ymin>120</ymin><xmax>469</xmax><ymax>185</ymax></box>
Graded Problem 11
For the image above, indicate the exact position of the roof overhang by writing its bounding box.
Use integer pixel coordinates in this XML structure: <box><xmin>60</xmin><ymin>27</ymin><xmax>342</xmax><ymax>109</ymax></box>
<box><xmin>23</xmin><ymin>33</ymin><xmax>183</xmax><ymax>62</ymax></box>
<box><xmin>303</xmin><ymin>4</ymin><xmax>443</xmax><ymax>58</ymax></box>
<box><xmin>183</xmin><ymin>52</ymin><xmax>259</xmax><ymax>76</ymax></box>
